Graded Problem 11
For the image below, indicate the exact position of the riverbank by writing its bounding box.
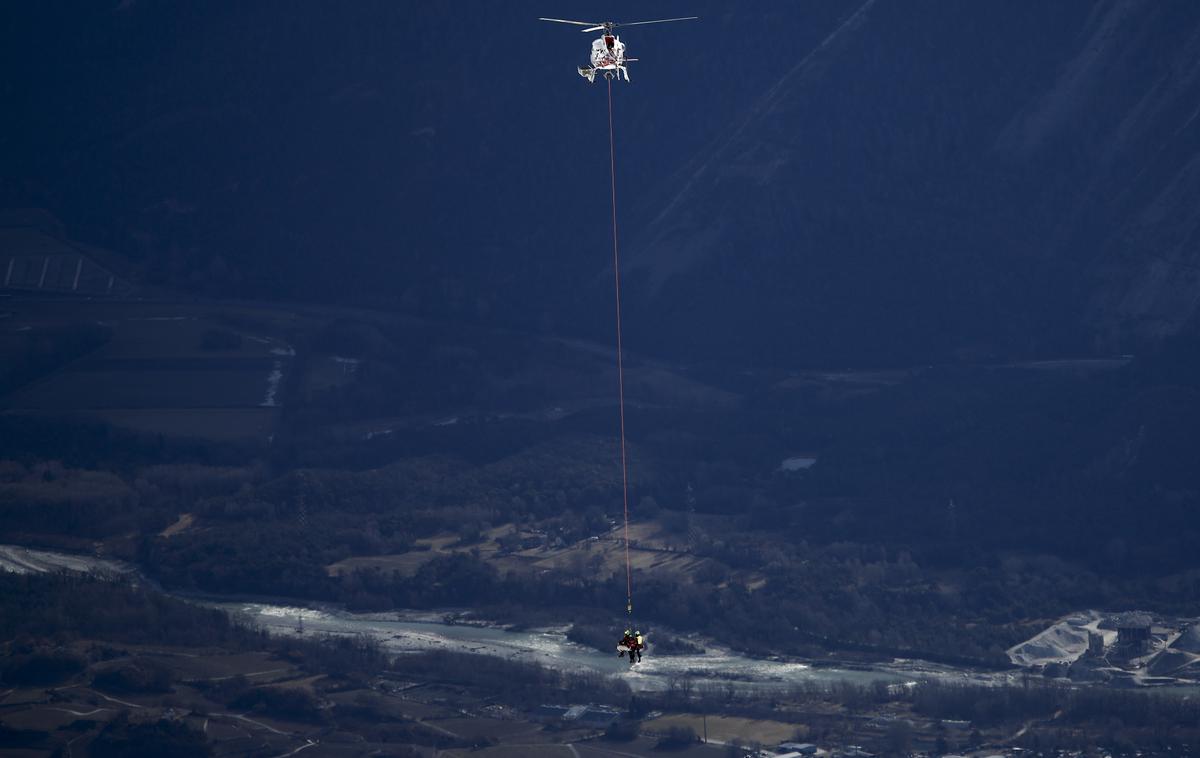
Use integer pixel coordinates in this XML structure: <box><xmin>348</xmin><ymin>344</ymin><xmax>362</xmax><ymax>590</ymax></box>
<box><xmin>215</xmin><ymin>600</ymin><xmax>937</xmax><ymax>694</ymax></box>
<box><xmin>22</xmin><ymin>541</ymin><xmax>1185</xmax><ymax>699</ymax></box>
<box><xmin>0</xmin><ymin>542</ymin><xmax>930</xmax><ymax>694</ymax></box>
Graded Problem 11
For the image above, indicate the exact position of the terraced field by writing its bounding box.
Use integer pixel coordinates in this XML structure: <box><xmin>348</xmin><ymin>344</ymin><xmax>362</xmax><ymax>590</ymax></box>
<box><xmin>0</xmin><ymin>301</ymin><xmax>297</xmax><ymax>441</ymax></box>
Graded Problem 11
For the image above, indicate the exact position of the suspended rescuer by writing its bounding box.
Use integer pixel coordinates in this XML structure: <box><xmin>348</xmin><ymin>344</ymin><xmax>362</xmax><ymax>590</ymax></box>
<box><xmin>616</xmin><ymin>629</ymin><xmax>645</xmax><ymax>665</ymax></box>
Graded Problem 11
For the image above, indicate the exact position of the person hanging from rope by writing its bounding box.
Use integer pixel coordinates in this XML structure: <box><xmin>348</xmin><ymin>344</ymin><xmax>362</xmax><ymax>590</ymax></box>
<box><xmin>617</xmin><ymin>629</ymin><xmax>638</xmax><ymax>665</ymax></box>
<box><xmin>616</xmin><ymin>628</ymin><xmax>647</xmax><ymax>666</ymax></box>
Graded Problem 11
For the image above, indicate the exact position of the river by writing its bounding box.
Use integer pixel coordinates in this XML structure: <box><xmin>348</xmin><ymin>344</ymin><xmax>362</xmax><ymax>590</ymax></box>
<box><xmin>0</xmin><ymin>543</ymin><xmax>1007</xmax><ymax>693</ymax></box>
<box><xmin>213</xmin><ymin>601</ymin><xmax>969</xmax><ymax>693</ymax></box>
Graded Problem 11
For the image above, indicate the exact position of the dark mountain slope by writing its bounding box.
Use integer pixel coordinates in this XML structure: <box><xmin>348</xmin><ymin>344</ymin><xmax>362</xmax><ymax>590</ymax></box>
<box><xmin>6</xmin><ymin>2</ymin><xmax>1200</xmax><ymax>368</ymax></box>
<box><xmin>2</xmin><ymin>1</ymin><xmax>856</xmax><ymax>335</ymax></box>
<box><xmin>626</xmin><ymin>0</ymin><xmax>1200</xmax><ymax>366</ymax></box>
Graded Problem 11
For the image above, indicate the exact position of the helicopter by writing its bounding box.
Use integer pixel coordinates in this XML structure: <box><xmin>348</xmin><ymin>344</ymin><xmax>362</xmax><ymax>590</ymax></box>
<box><xmin>538</xmin><ymin>16</ymin><xmax>698</xmax><ymax>83</ymax></box>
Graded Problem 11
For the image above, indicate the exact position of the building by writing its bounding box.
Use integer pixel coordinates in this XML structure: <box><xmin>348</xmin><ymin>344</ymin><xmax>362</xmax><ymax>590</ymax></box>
<box><xmin>564</xmin><ymin>704</ymin><xmax>621</xmax><ymax>728</ymax></box>
<box><xmin>533</xmin><ymin>704</ymin><xmax>620</xmax><ymax>729</ymax></box>
<box><xmin>1113</xmin><ymin>612</ymin><xmax>1153</xmax><ymax>655</ymax></box>
<box><xmin>532</xmin><ymin>704</ymin><xmax>570</xmax><ymax>722</ymax></box>
<box><xmin>0</xmin><ymin>211</ymin><xmax>133</xmax><ymax>297</ymax></box>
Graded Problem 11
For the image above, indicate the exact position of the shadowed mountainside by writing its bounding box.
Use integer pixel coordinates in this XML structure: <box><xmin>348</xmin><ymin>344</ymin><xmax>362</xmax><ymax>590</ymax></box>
<box><xmin>5</xmin><ymin>2</ymin><xmax>1200</xmax><ymax>368</ymax></box>
<box><xmin>627</xmin><ymin>0</ymin><xmax>1200</xmax><ymax>365</ymax></box>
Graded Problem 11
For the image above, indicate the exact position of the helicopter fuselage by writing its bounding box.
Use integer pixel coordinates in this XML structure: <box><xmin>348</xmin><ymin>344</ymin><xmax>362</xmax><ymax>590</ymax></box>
<box><xmin>580</xmin><ymin>34</ymin><xmax>632</xmax><ymax>82</ymax></box>
<box><xmin>590</xmin><ymin>34</ymin><xmax>626</xmax><ymax>69</ymax></box>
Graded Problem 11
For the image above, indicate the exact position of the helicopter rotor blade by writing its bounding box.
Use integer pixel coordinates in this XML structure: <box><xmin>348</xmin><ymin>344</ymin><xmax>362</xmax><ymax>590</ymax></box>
<box><xmin>615</xmin><ymin>16</ymin><xmax>699</xmax><ymax>28</ymax></box>
<box><xmin>582</xmin><ymin>25</ymin><xmax>606</xmax><ymax>32</ymax></box>
<box><xmin>538</xmin><ymin>17</ymin><xmax>602</xmax><ymax>27</ymax></box>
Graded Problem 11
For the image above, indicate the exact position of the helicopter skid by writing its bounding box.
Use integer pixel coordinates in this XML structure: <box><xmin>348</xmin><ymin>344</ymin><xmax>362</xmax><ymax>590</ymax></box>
<box><xmin>578</xmin><ymin>65</ymin><xmax>629</xmax><ymax>83</ymax></box>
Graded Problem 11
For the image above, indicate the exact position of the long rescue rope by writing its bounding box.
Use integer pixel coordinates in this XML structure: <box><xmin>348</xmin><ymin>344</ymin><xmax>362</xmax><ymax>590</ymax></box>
<box><xmin>607</xmin><ymin>76</ymin><xmax>634</xmax><ymax>618</ymax></box>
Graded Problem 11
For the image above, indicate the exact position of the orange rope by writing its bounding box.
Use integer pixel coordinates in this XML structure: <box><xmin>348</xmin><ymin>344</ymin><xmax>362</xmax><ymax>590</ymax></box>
<box><xmin>607</xmin><ymin>76</ymin><xmax>633</xmax><ymax>617</ymax></box>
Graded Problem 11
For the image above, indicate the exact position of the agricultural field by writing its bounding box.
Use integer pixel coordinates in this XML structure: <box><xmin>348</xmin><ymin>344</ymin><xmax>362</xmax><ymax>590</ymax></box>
<box><xmin>0</xmin><ymin>644</ymin><xmax>319</xmax><ymax>757</ymax></box>
<box><xmin>328</xmin><ymin>521</ymin><xmax>760</xmax><ymax>592</ymax></box>
<box><xmin>524</xmin><ymin>522</ymin><xmax>712</xmax><ymax>578</ymax></box>
<box><xmin>82</xmin><ymin>408</ymin><xmax>278</xmax><ymax>441</ymax></box>
<box><xmin>0</xmin><ymin>300</ymin><xmax>300</xmax><ymax>442</ymax></box>
<box><xmin>0</xmin><ymin>632</ymin><xmax>643</xmax><ymax>758</ymax></box>
<box><xmin>326</xmin><ymin>527</ymin><xmax>534</xmax><ymax>579</ymax></box>
<box><xmin>645</xmin><ymin>712</ymin><xmax>801</xmax><ymax>746</ymax></box>
<box><xmin>0</xmin><ymin>295</ymin><xmax>729</xmax><ymax>451</ymax></box>
<box><xmin>434</xmin><ymin>735</ymin><xmax>730</xmax><ymax>758</ymax></box>
<box><xmin>572</xmin><ymin>736</ymin><xmax>729</xmax><ymax>757</ymax></box>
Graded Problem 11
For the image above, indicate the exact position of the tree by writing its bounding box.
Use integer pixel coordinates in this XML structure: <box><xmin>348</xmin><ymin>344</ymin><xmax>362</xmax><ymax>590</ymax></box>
<box><xmin>91</xmin><ymin>717</ymin><xmax>210</xmax><ymax>758</ymax></box>
<box><xmin>885</xmin><ymin>720</ymin><xmax>913</xmax><ymax>756</ymax></box>
<box><xmin>604</xmin><ymin>720</ymin><xmax>640</xmax><ymax>741</ymax></box>
<box><xmin>656</xmin><ymin>725</ymin><xmax>697</xmax><ymax>749</ymax></box>
<box><xmin>661</xmin><ymin>510</ymin><xmax>690</xmax><ymax>534</ymax></box>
